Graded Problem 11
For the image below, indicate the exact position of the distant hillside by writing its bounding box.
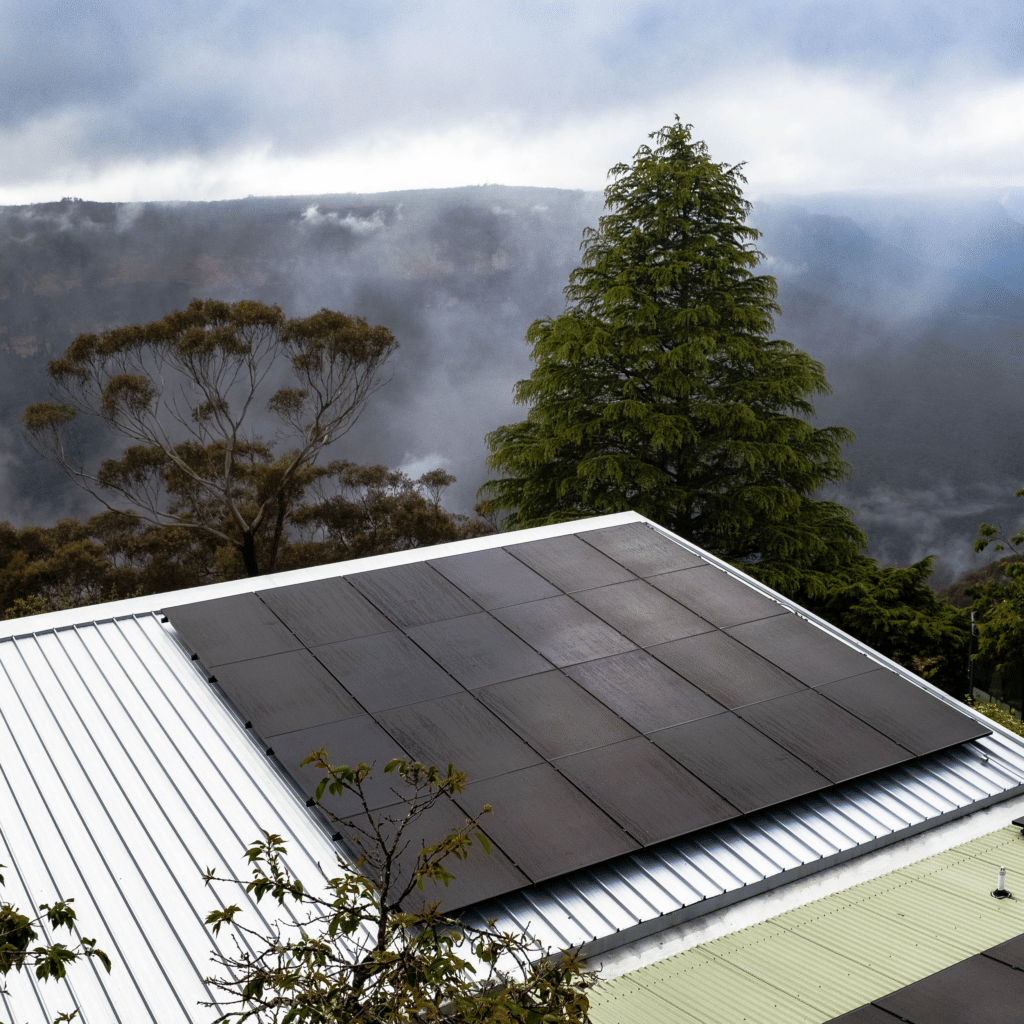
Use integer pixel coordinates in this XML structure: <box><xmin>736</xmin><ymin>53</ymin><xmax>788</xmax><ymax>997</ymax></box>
<box><xmin>3</xmin><ymin>185</ymin><xmax>1024</xmax><ymax>583</ymax></box>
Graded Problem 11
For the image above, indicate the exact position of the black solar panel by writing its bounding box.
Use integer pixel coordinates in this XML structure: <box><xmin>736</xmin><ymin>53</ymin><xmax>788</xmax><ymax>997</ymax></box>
<box><xmin>492</xmin><ymin>595</ymin><xmax>637</xmax><ymax>666</ymax></box>
<box><xmin>873</xmin><ymin>953</ymin><xmax>1024</xmax><ymax>1024</ymax></box>
<box><xmin>213</xmin><ymin>649</ymin><xmax>364</xmax><ymax>737</ymax></box>
<box><xmin>474</xmin><ymin>670</ymin><xmax>641</xmax><ymax>759</ymax></box>
<box><xmin>456</xmin><ymin>763</ymin><xmax>639</xmax><ymax>881</ymax></box>
<box><xmin>649</xmin><ymin>630</ymin><xmax>807</xmax><ymax>707</ymax></box>
<box><xmin>735</xmin><ymin>689</ymin><xmax>912</xmax><ymax>783</ymax></box>
<box><xmin>405</xmin><ymin>613</ymin><xmax>552</xmax><ymax>688</ymax></box>
<box><xmin>579</xmin><ymin>522</ymin><xmax>706</xmax><ymax>575</ymax></box>
<box><xmin>165</xmin><ymin>593</ymin><xmax>302</xmax><ymax>667</ymax></box>
<box><xmin>818</xmin><ymin>669</ymin><xmax>990</xmax><ymax>755</ymax></box>
<box><xmin>554</xmin><ymin>737</ymin><xmax>739</xmax><ymax>844</ymax></box>
<box><xmin>347</xmin><ymin>562</ymin><xmax>481</xmax><ymax>627</ymax></box>
<box><xmin>565</xmin><ymin>651</ymin><xmax>726</xmax><ymax>733</ymax></box>
<box><xmin>573</xmin><ymin>580</ymin><xmax>716</xmax><ymax>647</ymax></box>
<box><xmin>258</xmin><ymin>577</ymin><xmax>394</xmax><ymax>647</ymax></box>
<box><xmin>726</xmin><ymin>613</ymin><xmax>875</xmax><ymax>686</ymax></box>
<box><xmin>267</xmin><ymin>714</ymin><xmax>411</xmax><ymax>818</ymax></box>
<box><xmin>374</xmin><ymin>692</ymin><xmax>543</xmax><ymax>782</ymax></box>
<box><xmin>336</xmin><ymin>794</ymin><xmax>530</xmax><ymax>912</ymax></box>
<box><xmin>428</xmin><ymin>548</ymin><xmax>561</xmax><ymax>608</ymax></box>
<box><xmin>825</xmin><ymin>1006</ymin><xmax>902</xmax><ymax>1023</ymax></box>
<box><xmin>314</xmin><ymin>631</ymin><xmax>463</xmax><ymax>712</ymax></box>
<box><xmin>983</xmin><ymin>933</ymin><xmax>1024</xmax><ymax>970</ymax></box>
<box><xmin>650</xmin><ymin>714</ymin><xmax>831</xmax><ymax>813</ymax></box>
<box><xmin>649</xmin><ymin>566</ymin><xmax>784</xmax><ymax>628</ymax></box>
<box><xmin>168</xmin><ymin>519</ymin><xmax>991</xmax><ymax>913</ymax></box>
<box><xmin>505</xmin><ymin>534</ymin><xmax>635</xmax><ymax>592</ymax></box>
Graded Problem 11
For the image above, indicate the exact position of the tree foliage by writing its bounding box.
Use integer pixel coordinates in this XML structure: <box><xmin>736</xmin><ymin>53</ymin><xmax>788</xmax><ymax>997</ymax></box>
<box><xmin>202</xmin><ymin>755</ymin><xmax>593</xmax><ymax>1023</ymax></box>
<box><xmin>24</xmin><ymin>299</ymin><xmax>398</xmax><ymax>577</ymax></box>
<box><xmin>1</xmin><ymin>864</ymin><xmax>111</xmax><ymax>1024</ymax></box>
<box><xmin>482</xmin><ymin>120</ymin><xmax>863</xmax><ymax>583</ymax></box>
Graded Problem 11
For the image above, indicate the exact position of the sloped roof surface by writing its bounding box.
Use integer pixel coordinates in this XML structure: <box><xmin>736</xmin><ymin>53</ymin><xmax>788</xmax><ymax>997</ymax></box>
<box><xmin>164</xmin><ymin>521</ymin><xmax>989</xmax><ymax>910</ymax></box>
<box><xmin>589</xmin><ymin>824</ymin><xmax>1024</xmax><ymax>1024</ymax></box>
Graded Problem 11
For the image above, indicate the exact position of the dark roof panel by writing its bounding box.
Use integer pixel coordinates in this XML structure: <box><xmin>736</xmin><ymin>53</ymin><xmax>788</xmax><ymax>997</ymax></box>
<box><xmin>983</xmin><ymin>932</ymin><xmax>1024</xmax><ymax>970</ymax></box>
<box><xmin>374</xmin><ymin>691</ymin><xmax>544</xmax><ymax>782</ymax></box>
<box><xmin>565</xmin><ymin>651</ymin><xmax>726</xmax><ymax>733</ymax></box>
<box><xmin>457</xmin><ymin>764</ymin><xmax>639</xmax><ymax>881</ymax></box>
<box><xmin>818</xmin><ymin>669</ymin><xmax>990</xmax><ymax>756</ymax></box>
<box><xmin>873</xmin><ymin>953</ymin><xmax>1024</xmax><ymax>1024</ymax></box>
<box><xmin>735</xmin><ymin>689</ymin><xmax>912</xmax><ymax>784</ymax></box>
<box><xmin>428</xmin><ymin>548</ymin><xmax>561</xmax><ymax>608</ymax></box>
<box><xmin>726</xmin><ymin>613</ymin><xmax>876</xmax><ymax>686</ymax></box>
<box><xmin>579</xmin><ymin>522</ymin><xmax>706</xmax><ymax>576</ymax></box>
<box><xmin>165</xmin><ymin>593</ymin><xmax>303</xmax><ymax>667</ymax></box>
<box><xmin>475</xmin><ymin>670</ymin><xmax>641</xmax><ymax>759</ymax></box>
<box><xmin>505</xmin><ymin>534</ymin><xmax>635</xmax><ymax>592</ymax></box>
<box><xmin>573</xmin><ymin>579</ymin><xmax>716</xmax><ymax>647</ymax></box>
<box><xmin>492</xmin><ymin>595</ymin><xmax>636</xmax><ymax>667</ymax></box>
<box><xmin>314</xmin><ymin>631</ymin><xmax>463</xmax><ymax>712</ymax></box>
<box><xmin>650</xmin><ymin>713</ymin><xmax>831</xmax><ymax>813</ymax></box>
<box><xmin>554</xmin><ymin>737</ymin><xmax>739</xmax><ymax>845</ymax></box>
<box><xmin>649</xmin><ymin>565</ymin><xmax>785</xmax><ymax>628</ymax></box>
<box><xmin>405</xmin><ymin>612</ymin><xmax>552</xmax><ymax>688</ymax></box>
<box><xmin>650</xmin><ymin>630</ymin><xmax>807</xmax><ymax>708</ymax></box>
<box><xmin>258</xmin><ymin>577</ymin><xmax>394</xmax><ymax>646</ymax></box>
<box><xmin>213</xmin><ymin>649</ymin><xmax>364</xmax><ymax>737</ymax></box>
<box><xmin>347</xmin><ymin>562</ymin><xmax>481</xmax><ymax>627</ymax></box>
<box><xmin>266</xmin><ymin>714</ymin><xmax>411</xmax><ymax>818</ymax></box>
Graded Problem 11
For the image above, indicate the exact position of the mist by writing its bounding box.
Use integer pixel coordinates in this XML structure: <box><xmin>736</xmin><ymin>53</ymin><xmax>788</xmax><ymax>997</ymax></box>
<box><xmin>2</xmin><ymin>184</ymin><xmax>1023</xmax><ymax>585</ymax></box>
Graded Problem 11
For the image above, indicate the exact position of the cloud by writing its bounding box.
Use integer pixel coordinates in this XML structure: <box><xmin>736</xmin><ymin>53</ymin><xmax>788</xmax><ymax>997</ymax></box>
<box><xmin>1</xmin><ymin>1</ymin><xmax>1023</xmax><ymax>204</ymax></box>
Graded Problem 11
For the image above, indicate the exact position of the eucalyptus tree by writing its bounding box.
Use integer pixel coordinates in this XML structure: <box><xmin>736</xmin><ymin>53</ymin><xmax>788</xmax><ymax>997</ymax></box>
<box><xmin>24</xmin><ymin>299</ymin><xmax>397</xmax><ymax>577</ymax></box>
<box><xmin>482</xmin><ymin>120</ymin><xmax>863</xmax><ymax>590</ymax></box>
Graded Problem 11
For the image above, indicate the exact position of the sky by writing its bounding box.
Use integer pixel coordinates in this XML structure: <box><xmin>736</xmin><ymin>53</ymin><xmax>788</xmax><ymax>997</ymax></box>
<box><xmin>2</xmin><ymin>0</ymin><xmax>1024</xmax><ymax>205</ymax></box>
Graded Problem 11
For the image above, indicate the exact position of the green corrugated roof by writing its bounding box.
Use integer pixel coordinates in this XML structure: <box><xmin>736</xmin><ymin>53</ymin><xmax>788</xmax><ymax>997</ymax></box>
<box><xmin>589</xmin><ymin>824</ymin><xmax>1024</xmax><ymax>1024</ymax></box>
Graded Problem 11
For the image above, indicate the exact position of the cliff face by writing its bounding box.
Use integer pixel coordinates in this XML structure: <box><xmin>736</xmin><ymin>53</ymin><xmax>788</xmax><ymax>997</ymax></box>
<box><xmin>2</xmin><ymin>186</ymin><xmax>1023</xmax><ymax>582</ymax></box>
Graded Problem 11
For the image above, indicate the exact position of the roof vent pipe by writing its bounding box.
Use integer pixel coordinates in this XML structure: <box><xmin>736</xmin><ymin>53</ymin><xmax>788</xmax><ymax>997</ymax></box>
<box><xmin>992</xmin><ymin>866</ymin><xmax>1012</xmax><ymax>899</ymax></box>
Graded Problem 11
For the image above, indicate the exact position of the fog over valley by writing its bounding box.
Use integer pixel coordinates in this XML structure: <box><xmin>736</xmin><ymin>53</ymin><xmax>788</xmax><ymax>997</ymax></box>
<box><xmin>2</xmin><ymin>185</ymin><xmax>1023</xmax><ymax>585</ymax></box>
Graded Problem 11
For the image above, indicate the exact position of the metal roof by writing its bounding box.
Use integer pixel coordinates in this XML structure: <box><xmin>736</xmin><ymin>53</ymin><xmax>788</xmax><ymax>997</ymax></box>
<box><xmin>587</xmin><ymin>823</ymin><xmax>1024</xmax><ymax>1023</ymax></box>
<box><xmin>2</xmin><ymin>512</ymin><xmax>1024</xmax><ymax>1022</ymax></box>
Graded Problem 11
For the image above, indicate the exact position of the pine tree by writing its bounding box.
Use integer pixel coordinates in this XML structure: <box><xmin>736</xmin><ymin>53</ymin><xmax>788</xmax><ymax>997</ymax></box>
<box><xmin>482</xmin><ymin>119</ymin><xmax>864</xmax><ymax>584</ymax></box>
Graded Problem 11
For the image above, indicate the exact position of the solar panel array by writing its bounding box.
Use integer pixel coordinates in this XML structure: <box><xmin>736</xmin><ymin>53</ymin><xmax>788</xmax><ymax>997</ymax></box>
<box><xmin>828</xmin><ymin>932</ymin><xmax>1024</xmax><ymax>1023</ymax></box>
<box><xmin>164</xmin><ymin>522</ymin><xmax>990</xmax><ymax>911</ymax></box>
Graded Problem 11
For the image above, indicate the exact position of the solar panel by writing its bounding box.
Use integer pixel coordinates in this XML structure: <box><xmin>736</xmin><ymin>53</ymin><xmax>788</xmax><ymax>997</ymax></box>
<box><xmin>649</xmin><ymin>565</ymin><xmax>785</xmax><ymax>628</ymax></box>
<box><xmin>405</xmin><ymin>613</ymin><xmax>552</xmax><ymax>688</ymax></box>
<box><xmin>374</xmin><ymin>691</ymin><xmax>544</xmax><ymax>782</ymax></box>
<box><xmin>428</xmin><ymin>548</ymin><xmax>561</xmax><ymax>608</ymax></box>
<box><xmin>165</xmin><ymin>593</ymin><xmax>303</xmax><ymax>667</ymax></box>
<box><xmin>554</xmin><ymin>737</ymin><xmax>739</xmax><ymax>844</ymax></box>
<box><xmin>825</xmin><ymin>1006</ymin><xmax>903</xmax><ymax>1023</ymax></box>
<box><xmin>492</xmin><ymin>595</ymin><xmax>636</xmax><ymax>667</ymax></box>
<box><xmin>983</xmin><ymin>933</ymin><xmax>1024</xmax><ymax>970</ymax></box>
<box><xmin>873</xmin><ymin>953</ymin><xmax>1024</xmax><ymax>1024</ymax></box>
<box><xmin>456</xmin><ymin>764</ymin><xmax>639</xmax><ymax>881</ymax></box>
<box><xmin>579</xmin><ymin>522</ymin><xmax>706</xmax><ymax>575</ymax></box>
<box><xmin>267</xmin><ymin>714</ymin><xmax>412</xmax><ymax>818</ymax></box>
<box><xmin>573</xmin><ymin>580</ymin><xmax>717</xmax><ymax>646</ymax></box>
<box><xmin>335</xmin><ymin>794</ymin><xmax>530</xmax><ymax>912</ymax></box>
<box><xmin>726</xmin><ymin>613</ymin><xmax>875</xmax><ymax>686</ymax></box>
<box><xmin>314</xmin><ymin>631</ymin><xmax>463</xmax><ymax>712</ymax></box>
<box><xmin>650</xmin><ymin>714</ymin><xmax>830</xmax><ymax>813</ymax></box>
<box><xmin>818</xmin><ymin>669</ymin><xmax>990</xmax><ymax>756</ymax></box>
<box><xmin>258</xmin><ymin>577</ymin><xmax>395</xmax><ymax>647</ymax></box>
<box><xmin>212</xmin><ymin>649</ymin><xmax>364</xmax><ymax>737</ymax></box>
<box><xmin>474</xmin><ymin>670</ymin><xmax>641</xmax><ymax>759</ymax></box>
<box><xmin>735</xmin><ymin>689</ymin><xmax>912</xmax><ymax>784</ymax></box>
<box><xmin>505</xmin><ymin>534</ymin><xmax>635</xmax><ymax>592</ymax></box>
<box><xmin>347</xmin><ymin>562</ymin><xmax>481</xmax><ymax>627</ymax></box>
<box><xmin>564</xmin><ymin>651</ymin><xmax>726</xmax><ymax>733</ymax></box>
<box><xmin>649</xmin><ymin>630</ymin><xmax>807</xmax><ymax>707</ymax></box>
